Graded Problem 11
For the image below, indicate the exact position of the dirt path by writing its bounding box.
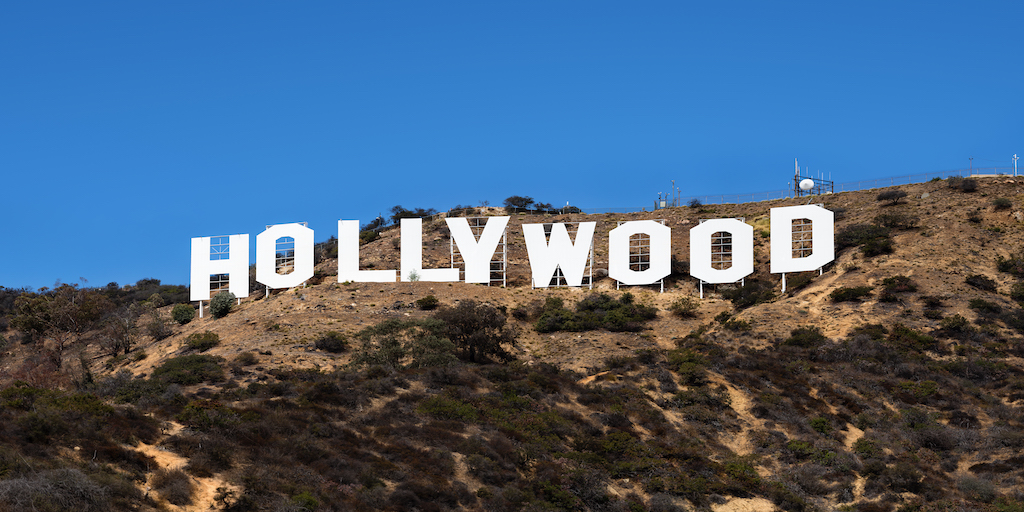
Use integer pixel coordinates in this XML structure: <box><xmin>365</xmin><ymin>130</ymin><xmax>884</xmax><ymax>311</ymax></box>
<box><xmin>134</xmin><ymin>421</ymin><xmax>240</xmax><ymax>511</ymax></box>
<box><xmin>711</xmin><ymin>496</ymin><xmax>776</xmax><ymax>512</ymax></box>
<box><xmin>708</xmin><ymin>372</ymin><xmax>765</xmax><ymax>456</ymax></box>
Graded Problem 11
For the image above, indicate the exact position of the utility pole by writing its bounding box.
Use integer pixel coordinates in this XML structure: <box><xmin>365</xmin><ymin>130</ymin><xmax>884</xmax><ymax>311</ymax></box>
<box><xmin>1014</xmin><ymin>154</ymin><xmax>1019</xmax><ymax>177</ymax></box>
<box><xmin>969</xmin><ymin>157</ymin><xmax>973</xmax><ymax>173</ymax></box>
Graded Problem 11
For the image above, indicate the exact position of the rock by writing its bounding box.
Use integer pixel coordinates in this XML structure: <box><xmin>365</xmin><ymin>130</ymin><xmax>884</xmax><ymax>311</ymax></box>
<box><xmin>920</xmin><ymin>192</ymin><xmax>930</xmax><ymax>199</ymax></box>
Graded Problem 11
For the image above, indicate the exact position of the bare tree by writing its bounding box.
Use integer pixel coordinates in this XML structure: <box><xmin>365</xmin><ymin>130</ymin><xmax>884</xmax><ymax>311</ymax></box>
<box><xmin>10</xmin><ymin>284</ymin><xmax>109</xmax><ymax>368</ymax></box>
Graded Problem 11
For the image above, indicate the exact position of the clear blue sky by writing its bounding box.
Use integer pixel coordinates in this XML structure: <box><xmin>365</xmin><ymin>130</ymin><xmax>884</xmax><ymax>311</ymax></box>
<box><xmin>2</xmin><ymin>2</ymin><xmax>1021</xmax><ymax>291</ymax></box>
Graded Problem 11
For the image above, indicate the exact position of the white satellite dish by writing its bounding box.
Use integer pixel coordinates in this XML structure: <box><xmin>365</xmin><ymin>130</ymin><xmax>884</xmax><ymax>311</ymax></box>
<box><xmin>799</xmin><ymin>178</ymin><xmax>814</xmax><ymax>191</ymax></box>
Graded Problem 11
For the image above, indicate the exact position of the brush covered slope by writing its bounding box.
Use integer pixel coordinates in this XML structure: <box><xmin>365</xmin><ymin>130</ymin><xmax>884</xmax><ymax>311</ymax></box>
<box><xmin>2</xmin><ymin>176</ymin><xmax>1024</xmax><ymax>511</ymax></box>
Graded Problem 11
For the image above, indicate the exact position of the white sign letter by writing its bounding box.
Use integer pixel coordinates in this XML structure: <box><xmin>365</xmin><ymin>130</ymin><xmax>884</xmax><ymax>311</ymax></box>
<box><xmin>770</xmin><ymin>205</ymin><xmax>835</xmax><ymax>274</ymax></box>
<box><xmin>256</xmin><ymin>223</ymin><xmax>314</xmax><ymax>289</ymax></box>
<box><xmin>190</xmin><ymin>234</ymin><xmax>250</xmax><ymax>300</ymax></box>
<box><xmin>689</xmin><ymin>219</ymin><xmax>753</xmax><ymax>284</ymax></box>
<box><xmin>337</xmin><ymin>220</ymin><xmax>397</xmax><ymax>283</ymax></box>
<box><xmin>446</xmin><ymin>216</ymin><xmax>510</xmax><ymax>284</ymax></box>
<box><xmin>400</xmin><ymin>218</ymin><xmax>459</xmax><ymax>282</ymax></box>
<box><xmin>523</xmin><ymin>222</ymin><xmax>596</xmax><ymax>287</ymax></box>
<box><xmin>609</xmin><ymin>220</ymin><xmax>672</xmax><ymax>285</ymax></box>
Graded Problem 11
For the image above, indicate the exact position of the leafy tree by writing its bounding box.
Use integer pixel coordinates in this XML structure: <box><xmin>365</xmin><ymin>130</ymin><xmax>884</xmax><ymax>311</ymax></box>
<box><xmin>389</xmin><ymin>205</ymin><xmax>438</xmax><ymax>225</ymax></box>
<box><xmin>360</xmin><ymin>216</ymin><xmax>387</xmax><ymax>232</ymax></box>
<box><xmin>172</xmin><ymin>303</ymin><xmax>196</xmax><ymax>325</ymax></box>
<box><xmin>876</xmin><ymin>190</ymin><xmax>908</xmax><ymax>205</ymax></box>
<box><xmin>0</xmin><ymin>286</ymin><xmax>30</xmax><ymax>331</ymax></box>
<box><xmin>210</xmin><ymin>292</ymin><xmax>235</xmax><ymax>319</ymax></box>
<box><xmin>358</xmin><ymin>217</ymin><xmax>387</xmax><ymax>245</ymax></box>
<box><xmin>432</xmin><ymin>300</ymin><xmax>518</xmax><ymax>363</ymax></box>
<box><xmin>503</xmin><ymin>195</ymin><xmax>535</xmax><ymax>211</ymax></box>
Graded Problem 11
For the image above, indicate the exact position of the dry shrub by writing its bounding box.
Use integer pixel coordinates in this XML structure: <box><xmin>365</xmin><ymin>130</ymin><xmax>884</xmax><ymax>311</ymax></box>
<box><xmin>151</xmin><ymin>467</ymin><xmax>195</xmax><ymax>505</ymax></box>
<box><xmin>0</xmin><ymin>468</ymin><xmax>109</xmax><ymax>511</ymax></box>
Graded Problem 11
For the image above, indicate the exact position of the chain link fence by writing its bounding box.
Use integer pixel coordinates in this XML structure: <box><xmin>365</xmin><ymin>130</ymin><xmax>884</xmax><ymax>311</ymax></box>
<box><xmin>582</xmin><ymin>167</ymin><xmax>1016</xmax><ymax>214</ymax></box>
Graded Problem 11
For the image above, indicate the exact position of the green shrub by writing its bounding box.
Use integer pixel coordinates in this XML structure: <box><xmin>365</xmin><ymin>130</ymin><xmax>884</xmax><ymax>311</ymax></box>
<box><xmin>210</xmin><ymin>291</ymin><xmax>235</xmax><ymax>319</ymax></box>
<box><xmin>669</xmin><ymin>296</ymin><xmax>700</xmax><ymax>318</ymax></box>
<box><xmin>958</xmin><ymin>475</ymin><xmax>996</xmax><ymax>503</ymax></box>
<box><xmin>968</xmin><ymin>298</ymin><xmax>1001</xmax><ymax>314</ymax></box>
<box><xmin>1011</xmin><ymin>282</ymin><xmax>1024</xmax><ymax>302</ymax></box>
<box><xmin>176</xmin><ymin>400</ymin><xmax>239</xmax><ymax>431</ymax></box>
<box><xmin>535</xmin><ymin>293</ymin><xmax>657</xmax><ymax>333</ymax></box>
<box><xmin>171</xmin><ymin>303</ymin><xmax>196</xmax><ymax>325</ymax></box>
<box><xmin>993</xmin><ymin>197</ymin><xmax>1013</xmax><ymax>210</ymax></box>
<box><xmin>948</xmin><ymin>176</ymin><xmax>978</xmax><ymax>192</ymax></box>
<box><xmin>784</xmin><ymin>272</ymin><xmax>815</xmax><ymax>293</ymax></box>
<box><xmin>314</xmin><ymin>331</ymin><xmax>349</xmax><ymax>353</ymax></box>
<box><xmin>784</xmin><ymin>326</ymin><xmax>828</xmax><ymax>348</ymax></box>
<box><xmin>888</xmin><ymin>324</ymin><xmax>937</xmax><ymax>351</ymax></box>
<box><xmin>720</xmin><ymin>280</ymin><xmax>775</xmax><ymax>309</ymax></box>
<box><xmin>352</xmin><ymin>318</ymin><xmax>459</xmax><ymax>368</ymax></box>
<box><xmin>359</xmin><ymin>229</ymin><xmax>380</xmax><ymax>245</ymax></box>
<box><xmin>940</xmin><ymin>314</ymin><xmax>971</xmax><ymax>332</ymax></box>
<box><xmin>849</xmin><ymin>323</ymin><xmax>888</xmax><ymax>340</ymax></box>
<box><xmin>881</xmin><ymin>275</ymin><xmax>917</xmax><ymax>293</ymax></box>
<box><xmin>836</xmin><ymin>224</ymin><xmax>890</xmax><ymax>251</ymax></box>
<box><xmin>186</xmin><ymin>331</ymin><xmax>219</xmax><ymax>352</ymax></box>
<box><xmin>852</xmin><ymin>438</ymin><xmax>880</xmax><ymax>456</ymax></box>
<box><xmin>291</xmin><ymin>491</ymin><xmax>320</xmax><ymax>511</ymax></box>
<box><xmin>233</xmin><ymin>352</ymin><xmax>258</xmax><ymax>366</ymax></box>
<box><xmin>785</xmin><ymin>440</ymin><xmax>817</xmax><ymax>460</ymax></box>
<box><xmin>830</xmin><ymin>286</ymin><xmax>872</xmax><ymax>302</ymax></box>
<box><xmin>153</xmin><ymin>355</ymin><xmax>225</xmax><ymax>385</ymax></box>
<box><xmin>667</xmin><ymin>349</ymin><xmax>706</xmax><ymax>386</ymax></box>
<box><xmin>998</xmin><ymin>255</ymin><xmax>1024</xmax><ymax>277</ymax></box>
<box><xmin>899</xmin><ymin>380</ymin><xmax>938</xmax><ymax>398</ymax></box>
<box><xmin>415</xmin><ymin>295</ymin><xmax>440</xmax><ymax>310</ymax></box>
<box><xmin>862</xmin><ymin>237</ymin><xmax>894</xmax><ymax>257</ymax></box>
<box><xmin>994</xmin><ymin>498</ymin><xmax>1024</xmax><ymax>512</ymax></box>
<box><xmin>418</xmin><ymin>395</ymin><xmax>479</xmax><ymax>421</ymax></box>
<box><xmin>965</xmin><ymin>274</ymin><xmax>997</xmax><ymax>291</ymax></box>
<box><xmin>809</xmin><ymin>416</ymin><xmax>832</xmax><ymax>435</ymax></box>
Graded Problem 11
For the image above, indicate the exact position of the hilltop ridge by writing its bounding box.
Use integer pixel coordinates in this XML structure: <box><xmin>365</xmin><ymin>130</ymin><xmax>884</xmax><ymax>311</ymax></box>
<box><xmin>2</xmin><ymin>176</ymin><xmax>1024</xmax><ymax>512</ymax></box>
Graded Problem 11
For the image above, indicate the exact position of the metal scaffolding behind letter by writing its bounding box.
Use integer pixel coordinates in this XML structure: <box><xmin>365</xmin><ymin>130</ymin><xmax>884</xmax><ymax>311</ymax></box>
<box><xmin>449</xmin><ymin>217</ymin><xmax>508</xmax><ymax>286</ymax></box>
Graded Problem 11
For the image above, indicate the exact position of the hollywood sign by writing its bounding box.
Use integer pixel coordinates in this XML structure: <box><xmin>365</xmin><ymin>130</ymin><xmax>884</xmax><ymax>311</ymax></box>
<box><xmin>190</xmin><ymin>204</ymin><xmax>833</xmax><ymax>301</ymax></box>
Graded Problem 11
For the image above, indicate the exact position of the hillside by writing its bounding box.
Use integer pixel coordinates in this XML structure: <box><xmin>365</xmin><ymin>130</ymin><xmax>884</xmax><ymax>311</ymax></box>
<box><xmin>2</xmin><ymin>176</ymin><xmax>1024</xmax><ymax>512</ymax></box>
